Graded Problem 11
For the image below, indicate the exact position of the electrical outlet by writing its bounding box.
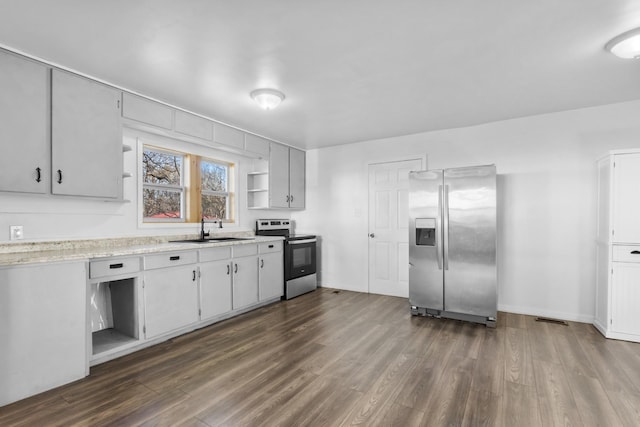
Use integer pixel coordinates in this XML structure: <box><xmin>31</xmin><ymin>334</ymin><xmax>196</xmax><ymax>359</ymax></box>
<box><xmin>10</xmin><ymin>225</ymin><xmax>23</xmax><ymax>241</ymax></box>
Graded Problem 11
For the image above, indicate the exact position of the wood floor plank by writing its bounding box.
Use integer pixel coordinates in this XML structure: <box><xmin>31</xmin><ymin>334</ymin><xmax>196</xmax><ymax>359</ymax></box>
<box><xmin>461</xmin><ymin>389</ymin><xmax>502</xmax><ymax>427</ymax></box>
<box><xmin>525</xmin><ymin>317</ymin><xmax>562</xmax><ymax>364</ymax></box>
<box><xmin>339</xmin><ymin>352</ymin><xmax>418</xmax><ymax>426</ymax></box>
<box><xmin>1</xmin><ymin>288</ymin><xmax>637</xmax><ymax>427</ymax></box>
<box><xmin>470</xmin><ymin>327</ymin><xmax>505</xmax><ymax>396</ymax></box>
<box><xmin>566</xmin><ymin>370</ymin><xmax>623</xmax><ymax>426</ymax></box>
<box><xmin>505</xmin><ymin>326</ymin><xmax>535</xmax><ymax>386</ymax></box>
<box><xmin>500</xmin><ymin>380</ymin><xmax>542</xmax><ymax>427</ymax></box>
<box><xmin>415</xmin><ymin>355</ymin><xmax>476</xmax><ymax>427</ymax></box>
<box><xmin>533</xmin><ymin>359</ymin><xmax>583</xmax><ymax>426</ymax></box>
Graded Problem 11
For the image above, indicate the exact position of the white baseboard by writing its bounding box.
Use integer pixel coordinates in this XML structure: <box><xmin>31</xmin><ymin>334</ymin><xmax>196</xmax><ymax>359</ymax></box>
<box><xmin>498</xmin><ymin>303</ymin><xmax>594</xmax><ymax>324</ymax></box>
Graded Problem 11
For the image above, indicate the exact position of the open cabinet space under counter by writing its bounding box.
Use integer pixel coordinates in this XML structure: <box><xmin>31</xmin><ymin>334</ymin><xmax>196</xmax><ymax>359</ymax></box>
<box><xmin>88</xmin><ymin>256</ymin><xmax>143</xmax><ymax>365</ymax></box>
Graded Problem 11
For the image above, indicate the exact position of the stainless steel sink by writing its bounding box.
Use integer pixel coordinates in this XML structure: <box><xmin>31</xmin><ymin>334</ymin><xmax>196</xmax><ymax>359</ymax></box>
<box><xmin>169</xmin><ymin>237</ymin><xmax>254</xmax><ymax>244</ymax></box>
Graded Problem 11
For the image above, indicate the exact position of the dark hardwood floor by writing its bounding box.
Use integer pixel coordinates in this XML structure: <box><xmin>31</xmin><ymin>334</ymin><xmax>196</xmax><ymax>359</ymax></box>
<box><xmin>1</xmin><ymin>288</ymin><xmax>639</xmax><ymax>426</ymax></box>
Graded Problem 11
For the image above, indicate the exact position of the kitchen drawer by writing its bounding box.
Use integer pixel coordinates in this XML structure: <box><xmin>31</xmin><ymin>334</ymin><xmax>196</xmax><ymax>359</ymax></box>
<box><xmin>232</xmin><ymin>244</ymin><xmax>258</xmax><ymax>258</ymax></box>
<box><xmin>144</xmin><ymin>251</ymin><xmax>197</xmax><ymax>270</ymax></box>
<box><xmin>90</xmin><ymin>256</ymin><xmax>141</xmax><ymax>279</ymax></box>
<box><xmin>259</xmin><ymin>241</ymin><xmax>283</xmax><ymax>254</ymax></box>
<box><xmin>199</xmin><ymin>246</ymin><xmax>231</xmax><ymax>263</ymax></box>
<box><xmin>612</xmin><ymin>245</ymin><xmax>640</xmax><ymax>263</ymax></box>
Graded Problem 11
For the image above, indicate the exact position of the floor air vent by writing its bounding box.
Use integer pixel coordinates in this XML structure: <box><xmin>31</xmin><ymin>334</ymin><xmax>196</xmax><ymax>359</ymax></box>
<box><xmin>535</xmin><ymin>317</ymin><xmax>568</xmax><ymax>326</ymax></box>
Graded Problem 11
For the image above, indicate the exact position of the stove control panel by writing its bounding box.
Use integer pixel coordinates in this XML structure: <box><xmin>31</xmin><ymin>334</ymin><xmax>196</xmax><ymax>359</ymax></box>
<box><xmin>256</xmin><ymin>219</ymin><xmax>291</xmax><ymax>232</ymax></box>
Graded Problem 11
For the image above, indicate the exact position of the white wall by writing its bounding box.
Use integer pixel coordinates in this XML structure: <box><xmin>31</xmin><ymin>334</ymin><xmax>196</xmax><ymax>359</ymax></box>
<box><xmin>0</xmin><ymin>127</ymin><xmax>290</xmax><ymax>243</ymax></box>
<box><xmin>293</xmin><ymin>100</ymin><xmax>640</xmax><ymax>322</ymax></box>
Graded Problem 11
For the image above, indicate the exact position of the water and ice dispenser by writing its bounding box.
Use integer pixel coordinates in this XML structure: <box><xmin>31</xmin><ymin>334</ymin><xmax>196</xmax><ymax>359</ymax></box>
<box><xmin>415</xmin><ymin>218</ymin><xmax>436</xmax><ymax>246</ymax></box>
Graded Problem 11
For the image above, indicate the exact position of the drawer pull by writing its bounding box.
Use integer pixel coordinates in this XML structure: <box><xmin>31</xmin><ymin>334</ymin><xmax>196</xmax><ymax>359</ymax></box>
<box><xmin>268</xmin><ymin>244</ymin><xmax>274</xmax><ymax>248</ymax></box>
<box><xmin>631</xmin><ymin>250</ymin><xmax>640</xmax><ymax>255</ymax></box>
<box><xmin>109</xmin><ymin>263</ymin><xmax>124</xmax><ymax>269</ymax></box>
<box><xmin>170</xmin><ymin>256</ymin><xmax>180</xmax><ymax>261</ymax></box>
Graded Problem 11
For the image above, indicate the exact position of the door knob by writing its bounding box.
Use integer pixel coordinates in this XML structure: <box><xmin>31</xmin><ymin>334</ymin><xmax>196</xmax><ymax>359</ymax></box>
<box><xmin>369</xmin><ymin>233</ymin><xmax>375</xmax><ymax>238</ymax></box>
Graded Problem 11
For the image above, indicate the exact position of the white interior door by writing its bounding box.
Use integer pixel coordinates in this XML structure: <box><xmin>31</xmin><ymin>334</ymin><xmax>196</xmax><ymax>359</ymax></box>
<box><xmin>368</xmin><ymin>158</ymin><xmax>423</xmax><ymax>297</ymax></box>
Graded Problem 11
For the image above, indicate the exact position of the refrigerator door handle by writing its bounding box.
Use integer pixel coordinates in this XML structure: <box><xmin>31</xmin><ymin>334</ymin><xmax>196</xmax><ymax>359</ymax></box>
<box><xmin>443</xmin><ymin>184</ymin><xmax>450</xmax><ymax>271</ymax></box>
<box><xmin>436</xmin><ymin>185</ymin><xmax>443</xmax><ymax>270</ymax></box>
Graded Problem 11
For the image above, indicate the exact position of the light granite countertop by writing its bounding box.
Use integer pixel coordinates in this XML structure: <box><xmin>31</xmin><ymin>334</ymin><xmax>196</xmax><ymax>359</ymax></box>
<box><xmin>0</xmin><ymin>234</ymin><xmax>284</xmax><ymax>267</ymax></box>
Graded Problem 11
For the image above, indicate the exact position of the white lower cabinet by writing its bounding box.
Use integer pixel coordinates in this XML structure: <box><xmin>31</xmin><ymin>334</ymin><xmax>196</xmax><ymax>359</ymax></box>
<box><xmin>143</xmin><ymin>252</ymin><xmax>199</xmax><ymax>339</ymax></box>
<box><xmin>611</xmin><ymin>261</ymin><xmax>640</xmax><ymax>337</ymax></box>
<box><xmin>259</xmin><ymin>242</ymin><xmax>284</xmax><ymax>301</ymax></box>
<box><xmin>595</xmin><ymin>244</ymin><xmax>640</xmax><ymax>343</ymax></box>
<box><xmin>200</xmin><ymin>259</ymin><xmax>233</xmax><ymax>320</ymax></box>
<box><xmin>0</xmin><ymin>261</ymin><xmax>87</xmax><ymax>407</ymax></box>
<box><xmin>232</xmin><ymin>245</ymin><xmax>259</xmax><ymax>310</ymax></box>
<box><xmin>199</xmin><ymin>247</ymin><xmax>232</xmax><ymax>320</ymax></box>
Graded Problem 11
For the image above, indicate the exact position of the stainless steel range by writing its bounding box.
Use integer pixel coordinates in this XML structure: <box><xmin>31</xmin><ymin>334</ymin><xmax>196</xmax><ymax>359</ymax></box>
<box><xmin>256</xmin><ymin>219</ymin><xmax>317</xmax><ymax>300</ymax></box>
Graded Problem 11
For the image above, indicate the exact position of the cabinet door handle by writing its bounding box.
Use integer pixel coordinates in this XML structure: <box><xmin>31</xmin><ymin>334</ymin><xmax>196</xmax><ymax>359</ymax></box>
<box><xmin>261</xmin><ymin>259</ymin><xmax>264</xmax><ymax>268</ymax></box>
<box><xmin>227</xmin><ymin>264</ymin><xmax>230</xmax><ymax>275</ymax></box>
<box><xmin>286</xmin><ymin>195</ymin><xmax>290</xmax><ymax>203</ymax></box>
<box><xmin>290</xmin><ymin>195</ymin><xmax>294</xmax><ymax>202</ymax></box>
<box><xmin>109</xmin><ymin>263</ymin><xmax>124</xmax><ymax>269</ymax></box>
<box><xmin>36</xmin><ymin>167</ymin><xmax>42</xmax><ymax>183</ymax></box>
<box><xmin>234</xmin><ymin>263</ymin><xmax>238</xmax><ymax>274</ymax></box>
<box><xmin>170</xmin><ymin>255</ymin><xmax>180</xmax><ymax>261</ymax></box>
<box><xmin>192</xmin><ymin>270</ymin><xmax>196</xmax><ymax>281</ymax></box>
<box><xmin>268</xmin><ymin>244</ymin><xmax>274</xmax><ymax>248</ymax></box>
<box><xmin>631</xmin><ymin>250</ymin><xmax>640</xmax><ymax>254</ymax></box>
<box><xmin>57</xmin><ymin>169</ymin><xmax>63</xmax><ymax>184</ymax></box>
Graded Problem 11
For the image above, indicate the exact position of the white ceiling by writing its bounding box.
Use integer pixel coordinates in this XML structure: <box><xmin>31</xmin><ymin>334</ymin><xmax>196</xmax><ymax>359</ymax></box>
<box><xmin>2</xmin><ymin>1</ymin><xmax>640</xmax><ymax>150</ymax></box>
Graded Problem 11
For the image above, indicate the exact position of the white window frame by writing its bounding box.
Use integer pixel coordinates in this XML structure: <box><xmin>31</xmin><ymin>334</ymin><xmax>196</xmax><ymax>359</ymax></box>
<box><xmin>200</xmin><ymin>157</ymin><xmax>233</xmax><ymax>222</ymax></box>
<box><xmin>142</xmin><ymin>145</ymin><xmax>186</xmax><ymax>223</ymax></box>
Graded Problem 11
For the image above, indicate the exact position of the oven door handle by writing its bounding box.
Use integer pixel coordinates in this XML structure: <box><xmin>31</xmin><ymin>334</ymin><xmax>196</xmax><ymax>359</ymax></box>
<box><xmin>288</xmin><ymin>239</ymin><xmax>317</xmax><ymax>245</ymax></box>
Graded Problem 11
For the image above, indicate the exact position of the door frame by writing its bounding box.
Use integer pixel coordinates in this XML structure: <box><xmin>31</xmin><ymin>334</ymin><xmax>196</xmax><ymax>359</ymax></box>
<box><xmin>367</xmin><ymin>154</ymin><xmax>427</xmax><ymax>295</ymax></box>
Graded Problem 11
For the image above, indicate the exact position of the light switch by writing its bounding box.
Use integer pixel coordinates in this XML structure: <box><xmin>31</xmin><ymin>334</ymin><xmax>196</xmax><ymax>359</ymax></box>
<box><xmin>10</xmin><ymin>225</ymin><xmax>23</xmax><ymax>240</ymax></box>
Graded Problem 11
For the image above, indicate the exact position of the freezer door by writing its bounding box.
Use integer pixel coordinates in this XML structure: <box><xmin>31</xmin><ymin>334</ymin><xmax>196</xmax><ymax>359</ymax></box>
<box><xmin>443</xmin><ymin>165</ymin><xmax>497</xmax><ymax>317</ymax></box>
<box><xmin>409</xmin><ymin>170</ymin><xmax>444</xmax><ymax>310</ymax></box>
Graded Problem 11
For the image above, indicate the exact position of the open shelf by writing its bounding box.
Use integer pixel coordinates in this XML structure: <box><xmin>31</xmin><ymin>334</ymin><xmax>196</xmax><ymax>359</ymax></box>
<box><xmin>93</xmin><ymin>328</ymin><xmax>138</xmax><ymax>355</ymax></box>
<box><xmin>90</xmin><ymin>278</ymin><xmax>139</xmax><ymax>359</ymax></box>
<box><xmin>247</xmin><ymin>170</ymin><xmax>270</xmax><ymax>209</ymax></box>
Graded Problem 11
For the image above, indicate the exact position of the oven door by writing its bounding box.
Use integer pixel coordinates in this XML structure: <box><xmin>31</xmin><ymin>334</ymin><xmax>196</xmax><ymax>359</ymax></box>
<box><xmin>285</xmin><ymin>238</ymin><xmax>317</xmax><ymax>280</ymax></box>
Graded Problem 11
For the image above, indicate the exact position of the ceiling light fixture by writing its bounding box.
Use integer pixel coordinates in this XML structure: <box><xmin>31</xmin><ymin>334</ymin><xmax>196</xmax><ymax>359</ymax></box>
<box><xmin>605</xmin><ymin>27</ymin><xmax>640</xmax><ymax>59</ymax></box>
<box><xmin>250</xmin><ymin>88</ymin><xmax>285</xmax><ymax>110</ymax></box>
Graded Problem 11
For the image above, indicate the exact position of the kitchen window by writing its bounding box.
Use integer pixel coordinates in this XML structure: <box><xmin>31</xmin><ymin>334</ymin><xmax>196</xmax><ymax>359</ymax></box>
<box><xmin>142</xmin><ymin>147</ymin><xmax>185</xmax><ymax>221</ymax></box>
<box><xmin>200</xmin><ymin>158</ymin><xmax>233</xmax><ymax>221</ymax></box>
<box><xmin>142</xmin><ymin>145</ymin><xmax>235</xmax><ymax>223</ymax></box>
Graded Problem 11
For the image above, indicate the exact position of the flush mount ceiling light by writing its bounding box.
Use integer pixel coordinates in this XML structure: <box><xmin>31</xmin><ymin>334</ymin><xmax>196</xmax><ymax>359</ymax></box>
<box><xmin>250</xmin><ymin>88</ymin><xmax>285</xmax><ymax>110</ymax></box>
<box><xmin>605</xmin><ymin>27</ymin><xmax>640</xmax><ymax>59</ymax></box>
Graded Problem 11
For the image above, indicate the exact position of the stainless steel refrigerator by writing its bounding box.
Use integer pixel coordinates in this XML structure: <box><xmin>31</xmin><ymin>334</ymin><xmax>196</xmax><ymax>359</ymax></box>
<box><xmin>408</xmin><ymin>165</ymin><xmax>497</xmax><ymax>327</ymax></box>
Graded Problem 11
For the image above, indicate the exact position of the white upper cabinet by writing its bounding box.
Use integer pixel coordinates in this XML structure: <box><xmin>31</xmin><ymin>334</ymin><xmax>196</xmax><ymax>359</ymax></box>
<box><xmin>213</xmin><ymin>122</ymin><xmax>244</xmax><ymax>149</ymax></box>
<box><xmin>121</xmin><ymin>92</ymin><xmax>173</xmax><ymax>129</ymax></box>
<box><xmin>51</xmin><ymin>70</ymin><xmax>122</xmax><ymax>198</ymax></box>
<box><xmin>289</xmin><ymin>147</ymin><xmax>305</xmax><ymax>209</ymax></box>
<box><xmin>0</xmin><ymin>51</ymin><xmax>49</xmax><ymax>194</ymax></box>
<box><xmin>244</xmin><ymin>134</ymin><xmax>270</xmax><ymax>158</ymax></box>
<box><xmin>268</xmin><ymin>143</ymin><xmax>306</xmax><ymax>209</ymax></box>
<box><xmin>269</xmin><ymin>142</ymin><xmax>291</xmax><ymax>208</ymax></box>
<box><xmin>175</xmin><ymin>110</ymin><xmax>213</xmax><ymax>141</ymax></box>
<box><xmin>612</xmin><ymin>153</ymin><xmax>640</xmax><ymax>243</ymax></box>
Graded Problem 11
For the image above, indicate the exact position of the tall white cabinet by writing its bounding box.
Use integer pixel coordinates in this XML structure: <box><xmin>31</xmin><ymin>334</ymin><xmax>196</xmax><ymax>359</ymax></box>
<box><xmin>595</xmin><ymin>149</ymin><xmax>640</xmax><ymax>343</ymax></box>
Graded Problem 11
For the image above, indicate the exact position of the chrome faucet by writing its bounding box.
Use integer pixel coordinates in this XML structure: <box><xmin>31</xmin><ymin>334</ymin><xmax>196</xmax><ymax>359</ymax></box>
<box><xmin>200</xmin><ymin>218</ymin><xmax>210</xmax><ymax>240</ymax></box>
